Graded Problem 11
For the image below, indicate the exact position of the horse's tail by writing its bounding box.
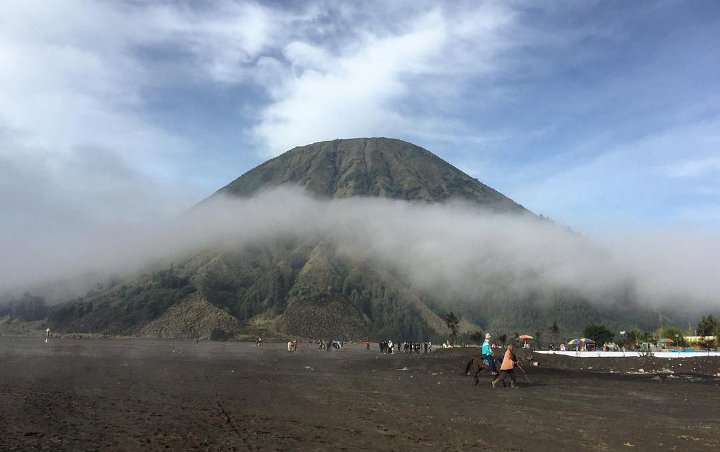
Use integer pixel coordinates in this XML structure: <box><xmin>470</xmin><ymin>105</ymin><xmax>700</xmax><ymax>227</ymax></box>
<box><xmin>464</xmin><ymin>358</ymin><xmax>474</xmax><ymax>375</ymax></box>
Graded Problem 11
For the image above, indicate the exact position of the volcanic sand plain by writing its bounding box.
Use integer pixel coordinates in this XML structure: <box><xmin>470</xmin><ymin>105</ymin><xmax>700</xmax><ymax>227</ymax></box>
<box><xmin>1</xmin><ymin>337</ymin><xmax>719</xmax><ymax>451</ymax></box>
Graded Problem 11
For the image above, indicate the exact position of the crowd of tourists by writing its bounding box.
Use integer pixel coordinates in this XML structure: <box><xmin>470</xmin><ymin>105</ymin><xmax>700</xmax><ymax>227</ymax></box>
<box><xmin>378</xmin><ymin>340</ymin><xmax>432</xmax><ymax>354</ymax></box>
<box><xmin>314</xmin><ymin>339</ymin><xmax>343</xmax><ymax>350</ymax></box>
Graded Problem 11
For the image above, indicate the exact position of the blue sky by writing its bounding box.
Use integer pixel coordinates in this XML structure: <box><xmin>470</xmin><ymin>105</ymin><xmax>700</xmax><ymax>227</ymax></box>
<box><xmin>1</xmin><ymin>0</ymin><xmax>719</xmax><ymax>238</ymax></box>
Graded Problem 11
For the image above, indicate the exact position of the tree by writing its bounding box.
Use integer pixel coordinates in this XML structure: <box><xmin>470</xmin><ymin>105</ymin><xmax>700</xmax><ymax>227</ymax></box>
<box><xmin>657</xmin><ymin>326</ymin><xmax>684</xmax><ymax>347</ymax></box>
<box><xmin>470</xmin><ymin>330</ymin><xmax>485</xmax><ymax>346</ymax></box>
<box><xmin>582</xmin><ymin>322</ymin><xmax>614</xmax><ymax>346</ymax></box>
<box><xmin>445</xmin><ymin>312</ymin><xmax>459</xmax><ymax>345</ymax></box>
<box><xmin>703</xmin><ymin>337</ymin><xmax>716</xmax><ymax>350</ymax></box>
<box><xmin>498</xmin><ymin>333</ymin><xmax>507</xmax><ymax>346</ymax></box>
<box><xmin>617</xmin><ymin>330</ymin><xmax>637</xmax><ymax>349</ymax></box>
<box><xmin>534</xmin><ymin>331</ymin><xmax>542</xmax><ymax>349</ymax></box>
<box><xmin>626</xmin><ymin>330</ymin><xmax>637</xmax><ymax>344</ymax></box>
<box><xmin>697</xmin><ymin>315</ymin><xmax>719</xmax><ymax>336</ymax></box>
<box><xmin>634</xmin><ymin>328</ymin><xmax>653</xmax><ymax>343</ymax></box>
<box><xmin>549</xmin><ymin>322</ymin><xmax>560</xmax><ymax>345</ymax></box>
<box><xmin>151</xmin><ymin>265</ymin><xmax>190</xmax><ymax>289</ymax></box>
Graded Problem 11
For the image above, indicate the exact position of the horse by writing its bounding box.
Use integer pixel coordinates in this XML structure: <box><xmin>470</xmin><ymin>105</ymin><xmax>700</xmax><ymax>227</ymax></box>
<box><xmin>464</xmin><ymin>355</ymin><xmax>499</xmax><ymax>385</ymax></box>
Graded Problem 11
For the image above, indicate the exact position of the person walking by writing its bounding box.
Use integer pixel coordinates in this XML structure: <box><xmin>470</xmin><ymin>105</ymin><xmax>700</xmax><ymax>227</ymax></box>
<box><xmin>492</xmin><ymin>344</ymin><xmax>518</xmax><ymax>388</ymax></box>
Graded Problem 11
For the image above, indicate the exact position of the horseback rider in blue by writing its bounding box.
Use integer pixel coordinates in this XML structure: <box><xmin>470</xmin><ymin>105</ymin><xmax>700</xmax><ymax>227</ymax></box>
<box><xmin>482</xmin><ymin>333</ymin><xmax>497</xmax><ymax>376</ymax></box>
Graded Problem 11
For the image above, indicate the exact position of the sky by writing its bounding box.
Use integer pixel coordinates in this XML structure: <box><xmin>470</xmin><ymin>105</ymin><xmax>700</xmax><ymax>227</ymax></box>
<box><xmin>1</xmin><ymin>1</ymin><xmax>720</xmax><ymax>292</ymax></box>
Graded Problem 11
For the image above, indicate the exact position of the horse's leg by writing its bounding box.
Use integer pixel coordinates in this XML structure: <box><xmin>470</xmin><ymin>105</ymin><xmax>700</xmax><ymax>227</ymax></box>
<box><xmin>473</xmin><ymin>370</ymin><xmax>480</xmax><ymax>385</ymax></box>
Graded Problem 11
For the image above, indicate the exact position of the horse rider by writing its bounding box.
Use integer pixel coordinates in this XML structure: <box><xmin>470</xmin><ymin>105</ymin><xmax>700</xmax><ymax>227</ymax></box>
<box><xmin>492</xmin><ymin>344</ymin><xmax>518</xmax><ymax>388</ymax></box>
<box><xmin>482</xmin><ymin>333</ymin><xmax>497</xmax><ymax>376</ymax></box>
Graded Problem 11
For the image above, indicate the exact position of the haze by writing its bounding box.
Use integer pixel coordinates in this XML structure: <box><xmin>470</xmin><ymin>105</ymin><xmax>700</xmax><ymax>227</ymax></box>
<box><xmin>2</xmin><ymin>188</ymin><xmax>717</xmax><ymax>314</ymax></box>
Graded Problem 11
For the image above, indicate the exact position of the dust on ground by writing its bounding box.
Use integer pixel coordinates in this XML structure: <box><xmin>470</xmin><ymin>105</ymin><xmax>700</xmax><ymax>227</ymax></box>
<box><xmin>1</xmin><ymin>338</ymin><xmax>718</xmax><ymax>451</ymax></box>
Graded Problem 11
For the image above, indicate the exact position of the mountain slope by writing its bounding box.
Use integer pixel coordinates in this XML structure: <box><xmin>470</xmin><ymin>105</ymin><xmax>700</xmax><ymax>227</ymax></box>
<box><xmin>40</xmin><ymin>138</ymin><xmax>660</xmax><ymax>340</ymax></box>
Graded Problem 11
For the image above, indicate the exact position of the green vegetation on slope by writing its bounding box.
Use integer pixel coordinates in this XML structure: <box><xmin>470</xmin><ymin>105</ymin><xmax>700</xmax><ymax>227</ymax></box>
<box><xmin>47</xmin><ymin>267</ymin><xmax>195</xmax><ymax>335</ymax></box>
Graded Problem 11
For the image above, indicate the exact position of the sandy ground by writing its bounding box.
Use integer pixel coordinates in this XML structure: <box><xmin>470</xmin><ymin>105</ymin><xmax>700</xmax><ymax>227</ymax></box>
<box><xmin>532</xmin><ymin>350</ymin><xmax>720</xmax><ymax>376</ymax></box>
<box><xmin>1</xmin><ymin>337</ymin><xmax>719</xmax><ymax>451</ymax></box>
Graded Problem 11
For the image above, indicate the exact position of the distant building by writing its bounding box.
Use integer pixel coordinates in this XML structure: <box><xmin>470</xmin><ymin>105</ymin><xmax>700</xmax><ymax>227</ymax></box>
<box><xmin>684</xmin><ymin>335</ymin><xmax>716</xmax><ymax>345</ymax></box>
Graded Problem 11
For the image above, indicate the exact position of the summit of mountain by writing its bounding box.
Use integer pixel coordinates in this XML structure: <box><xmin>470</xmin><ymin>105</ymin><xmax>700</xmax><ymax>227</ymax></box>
<box><xmin>216</xmin><ymin>137</ymin><xmax>529</xmax><ymax>214</ymax></box>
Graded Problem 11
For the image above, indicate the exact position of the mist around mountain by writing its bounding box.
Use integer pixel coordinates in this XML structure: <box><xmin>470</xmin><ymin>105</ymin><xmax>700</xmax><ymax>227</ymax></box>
<box><xmin>0</xmin><ymin>139</ymin><xmax>704</xmax><ymax>341</ymax></box>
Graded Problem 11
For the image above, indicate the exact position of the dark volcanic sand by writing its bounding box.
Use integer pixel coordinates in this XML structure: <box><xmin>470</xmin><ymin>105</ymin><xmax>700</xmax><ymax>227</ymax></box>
<box><xmin>1</xmin><ymin>338</ymin><xmax>718</xmax><ymax>451</ymax></box>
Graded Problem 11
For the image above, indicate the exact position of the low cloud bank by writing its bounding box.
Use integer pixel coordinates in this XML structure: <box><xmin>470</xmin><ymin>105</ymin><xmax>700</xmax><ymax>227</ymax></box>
<box><xmin>1</xmin><ymin>188</ymin><xmax>718</xmax><ymax>312</ymax></box>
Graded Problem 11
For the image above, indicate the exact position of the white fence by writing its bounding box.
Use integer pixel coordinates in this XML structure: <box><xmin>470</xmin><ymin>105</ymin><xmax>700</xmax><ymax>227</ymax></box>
<box><xmin>535</xmin><ymin>350</ymin><xmax>720</xmax><ymax>358</ymax></box>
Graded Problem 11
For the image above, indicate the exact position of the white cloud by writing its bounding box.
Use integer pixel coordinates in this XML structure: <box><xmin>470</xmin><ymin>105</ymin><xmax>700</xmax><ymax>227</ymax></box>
<box><xmin>600</xmin><ymin>229</ymin><xmax>720</xmax><ymax>306</ymax></box>
<box><xmin>4</xmin><ymin>188</ymin><xmax>719</xmax><ymax>315</ymax></box>
<box><xmin>0</xmin><ymin>0</ymin><xmax>293</xmax><ymax>237</ymax></box>
<box><xmin>250</xmin><ymin>2</ymin><xmax>524</xmax><ymax>155</ymax></box>
<box><xmin>666</xmin><ymin>157</ymin><xmax>720</xmax><ymax>178</ymax></box>
<box><xmin>156</xmin><ymin>1</ymin><xmax>289</xmax><ymax>84</ymax></box>
<box><xmin>512</xmin><ymin>118</ymin><xmax>720</xmax><ymax>230</ymax></box>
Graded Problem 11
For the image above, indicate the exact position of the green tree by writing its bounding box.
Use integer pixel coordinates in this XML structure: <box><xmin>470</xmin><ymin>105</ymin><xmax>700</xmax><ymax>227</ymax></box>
<box><xmin>617</xmin><ymin>330</ymin><xmax>637</xmax><ymax>349</ymax></box>
<box><xmin>498</xmin><ymin>333</ymin><xmax>507</xmax><ymax>346</ymax></box>
<box><xmin>470</xmin><ymin>330</ymin><xmax>485</xmax><ymax>346</ymax></box>
<box><xmin>633</xmin><ymin>328</ymin><xmax>653</xmax><ymax>343</ymax></box>
<box><xmin>151</xmin><ymin>265</ymin><xmax>190</xmax><ymax>289</ymax></box>
<box><xmin>703</xmin><ymin>337</ymin><xmax>716</xmax><ymax>350</ymax></box>
<box><xmin>534</xmin><ymin>331</ymin><xmax>542</xmax><ymax>349</ymax></box>
<box><xmin>582</xmin><ymin>322</ymin><xmax>614</xmax><ymax>346</ymax></box>
<box><xmin>445</xmin><ymin>312</ymin><xmax>459</xmax><ymax>345</ymax></box>
<box><xmin>696</xmin><ymin>315</ymin><xmax>719</xmax><ymax>336</ymax></box>
<box><xmin>657</xmin><ymin>326</ymin><xmax>684</xmax><ymax>346</ymax></box>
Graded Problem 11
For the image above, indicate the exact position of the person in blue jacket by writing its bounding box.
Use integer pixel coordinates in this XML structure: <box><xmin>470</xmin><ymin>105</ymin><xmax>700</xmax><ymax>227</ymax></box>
<box><xmin>482</xmin><ymin>333</ymin><xmax>497</xmax><ymax>375</ymax></box>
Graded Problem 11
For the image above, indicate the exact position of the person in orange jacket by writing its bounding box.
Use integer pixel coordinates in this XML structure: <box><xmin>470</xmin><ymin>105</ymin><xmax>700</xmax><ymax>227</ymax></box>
<box><xmin>492</xmin><ymin>344</ymin><xmax>518</xmax><ymax>388</ymax></box>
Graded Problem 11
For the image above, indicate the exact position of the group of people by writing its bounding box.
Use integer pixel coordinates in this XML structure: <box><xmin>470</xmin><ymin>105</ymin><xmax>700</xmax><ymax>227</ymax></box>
<box><xmin>315</xmin><ymin>339</ymin><xmax>343</xmax><ymax>351</ymax></box>
<box><xmin>378</xmin><ymin>340</ymin><xmax>432</xmax><ymax>354</ymax></box>
<box><xmin>551</xmin><ymin>342</ymin><xmax>615</xmax><ymax>352</ymax></box>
